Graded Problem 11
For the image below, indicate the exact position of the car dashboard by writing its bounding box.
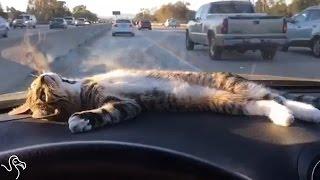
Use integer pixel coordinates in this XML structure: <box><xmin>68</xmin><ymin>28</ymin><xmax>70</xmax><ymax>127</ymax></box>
<box><xmin>1</xmin><ymin>79</ymin><xmax>320</xmax><ymax>180</ymax></box>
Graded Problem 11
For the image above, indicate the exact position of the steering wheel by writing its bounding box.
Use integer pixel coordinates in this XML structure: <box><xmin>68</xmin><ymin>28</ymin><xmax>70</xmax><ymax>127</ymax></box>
<box><xmin>0</xmin><ymin>141</ymin><xmax>248</xmax><ymax>180</ymax></box>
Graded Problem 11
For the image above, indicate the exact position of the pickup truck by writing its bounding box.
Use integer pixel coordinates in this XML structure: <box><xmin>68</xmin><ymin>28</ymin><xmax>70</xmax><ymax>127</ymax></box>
<box><xmin>186</xmin><ymin>0</ymin><xmax>287</xmax><ymax>60</ymax></box>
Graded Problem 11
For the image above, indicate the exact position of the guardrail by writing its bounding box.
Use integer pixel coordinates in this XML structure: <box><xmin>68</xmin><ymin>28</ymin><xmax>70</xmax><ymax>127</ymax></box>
<box><xmin>151</xmin><ymin>23</ymin><xmax>187</xmax><ymax>29</ymax></box>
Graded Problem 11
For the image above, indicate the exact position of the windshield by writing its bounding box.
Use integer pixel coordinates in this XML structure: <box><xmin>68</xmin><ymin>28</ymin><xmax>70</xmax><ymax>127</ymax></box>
<box><xmin>17</xmin><ymin>15</ymin><xmax>30</xmax><ymax>20</ymax></box>
<box><xmin>209</xmin><ymin>2</ymin><xmax>254</xmax><ymax>13</ymax></box>
<box><xmin>0</xmin><ymin>0</ymin><xmax>318</xmax><ymax>96</ymax></box>
<box><xmin>116</xmin><ymin>19</ymin><xmax>131</xmax><ymax>23</ymax></box>
<box><xmin>53</xmin><ymin>18</ymin><xmax>64</xmax><ymax>22</ymax></box>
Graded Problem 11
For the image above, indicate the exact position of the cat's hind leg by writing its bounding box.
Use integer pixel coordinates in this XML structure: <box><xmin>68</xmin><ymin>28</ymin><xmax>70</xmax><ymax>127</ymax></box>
<box><xmin>283</xmin><ymin>100</ymin><xmax>320</xmax><ymax>123</ymax></box>
<box><xmin>245</xmin><ymin>100</ymin><xmax>294</xmax><ymax>126</ymax></box>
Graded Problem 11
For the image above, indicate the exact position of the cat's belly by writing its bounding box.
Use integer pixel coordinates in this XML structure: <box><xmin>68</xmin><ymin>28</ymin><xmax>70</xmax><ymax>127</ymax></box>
<box><xmin>98</xmin><ymin>76</ymin><xmax>217</xmax><ymax>99</ymax></box>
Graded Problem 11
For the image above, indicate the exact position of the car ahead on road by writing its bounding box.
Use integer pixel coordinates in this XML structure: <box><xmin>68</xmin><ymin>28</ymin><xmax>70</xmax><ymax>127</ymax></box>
<box><xmin>0</xmin><ymin>16</ymin><xmax>9</xmax><ymax>38</ymax></box>
<box><xmin>138</xmin><ymin>20</ymin><xmax>152</xmax><ymax>30</ymax></box>
<box><xmin>12</xmin><ymin>14</ymin><xmax>37</xmax><ymax>29</ymax></box>
<box><xmin>49</xmin><ymin>18</ymin><xmax>68</xmax><ymax>29</ymax></box>
<box><xmin>164</xmin><ymin>18</ymin><xmax>179</xmax><ymax>28</ymax></box>
<box><xmin>283</xmin><ymin>6</ymin><xmax>320</xmax><ymax>57</ymax></box>
<box><xmin>75</xmin><ymin>18</ymin><xmax>86</xmax><ymax>26</ymax></box>
<box><xmin>186</xmin><ymin>0</ymin><xmax>287</xmax><ymax>60</ymax></box>
<box><xmin>112</xmin><ymin>19</ymin><xmax>135</xmax><ymax>36</ymax></box>
<box><xmin>64</xmin><ymin>16</ymin><xmax>75</xmax><ymax>25</ymax></box>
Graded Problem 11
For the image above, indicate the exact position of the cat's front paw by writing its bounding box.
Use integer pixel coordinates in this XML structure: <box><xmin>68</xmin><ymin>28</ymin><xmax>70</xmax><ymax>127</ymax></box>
<box><xmin>269</xmin><ymin>106</ymin><xmax>294</xmax><ymax>126</ymax></box>
<box><xmin>68</xmin><ymin>115</ymin><xmax>92</xmax><ymax>133</ymax></box>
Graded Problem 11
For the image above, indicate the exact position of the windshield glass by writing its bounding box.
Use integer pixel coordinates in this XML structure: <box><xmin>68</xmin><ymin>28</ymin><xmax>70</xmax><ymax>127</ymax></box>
<box><xmin>116</xmin><ymin>19</ymin><xmax>131</xmax><ymax>23</ymax></box>
<box><xmin>209</xmin><ymin>2</ymin><xmax>254</xmax><ymax>13</ymax></box>
<box><xmin>0</xmin><ymin>0</ymin><xmax>318</xmax><ymax>96</ymax></box>
<box><xmin>53</xmin><ymin>18</ymin><xmax>63</xmax><ymax>22</ymax></box>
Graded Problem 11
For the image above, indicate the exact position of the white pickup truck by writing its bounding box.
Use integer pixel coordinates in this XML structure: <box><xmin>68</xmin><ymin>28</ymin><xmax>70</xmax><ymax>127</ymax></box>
<box><xmin>186</xmin><ymin>0</ymin><xmax>287</xmax><ymax>60</ymax></box>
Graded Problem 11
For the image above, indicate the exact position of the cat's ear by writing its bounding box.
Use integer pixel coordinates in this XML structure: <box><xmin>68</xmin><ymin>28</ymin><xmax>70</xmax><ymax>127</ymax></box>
<box><xmin>8</xmin><ymin>102</ymin><xmax>31</xmax><ymax>115</ymax></box>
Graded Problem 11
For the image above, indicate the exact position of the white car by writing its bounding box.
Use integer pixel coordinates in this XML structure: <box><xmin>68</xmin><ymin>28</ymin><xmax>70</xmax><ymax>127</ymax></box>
<box><xmin>0</xmin><ymin>16</ymin><xmax>9</xmax><ymax>38</ymax></box>
<box><xmin>112</xmin><ymin>19</ymin><xmax>135</xmax><ymax>36</ymax></box>
<box><xmin>75</xmin><ymin>18</ymin><xmax>86</xmax><ymax>26</ymax></box>
<box><xmin>164</xmin><ymin>19</ymin><xmax>178</xmax><ymax>28</ymax></box>
<box><xmin>12</xmin><ymin>14</ymin><xmax>37</xmax><ymax>28</ymax></box>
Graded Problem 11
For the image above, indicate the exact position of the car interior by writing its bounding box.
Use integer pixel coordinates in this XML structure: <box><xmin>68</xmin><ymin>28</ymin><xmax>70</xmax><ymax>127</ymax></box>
<box><xmin>0</xmin><ymin>77</ymin><xmax>320</xmax><ymax>180</ymax></box>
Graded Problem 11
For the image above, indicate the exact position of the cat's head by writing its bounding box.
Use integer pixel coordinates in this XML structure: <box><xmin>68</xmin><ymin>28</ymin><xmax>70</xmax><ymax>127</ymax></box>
<box><xmin>8</xmin><ymin>72</ymin><xmax>81</xmax><ymax>121</ymax></box>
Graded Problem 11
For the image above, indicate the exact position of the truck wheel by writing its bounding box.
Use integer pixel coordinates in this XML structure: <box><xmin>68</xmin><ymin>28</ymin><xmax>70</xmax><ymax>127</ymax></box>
<box><xmin>186</xmin><ymin>31</ymin><xmax>194</xmax><ymax>50</ymax></box>
<box><xmin>261</xmin><ymin>48</ymin><xmax>277</xmax><ymax>60</ymax></box>
<box><xmin>312</xmin><ymin>38</ymin><xmax>320</xmax><ymax>57</ymax></box>
<box><xmin>209</xmin><ymin>37</ymin><xmax>222</xmax><ymax>60</ymax></box>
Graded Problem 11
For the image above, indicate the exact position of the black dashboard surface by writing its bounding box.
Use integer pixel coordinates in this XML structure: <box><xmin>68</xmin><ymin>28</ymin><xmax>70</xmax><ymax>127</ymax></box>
<box><xmin>1</xmin><ymin>111</ymin><xmax>320</xmax><ymax>180</ymax></box>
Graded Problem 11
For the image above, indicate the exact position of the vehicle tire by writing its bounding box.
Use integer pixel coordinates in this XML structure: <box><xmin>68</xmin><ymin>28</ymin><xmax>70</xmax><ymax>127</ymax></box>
<box><xmin>112</xmin><ymin>33</ymin><xmax>116</xmax><ymax>36</ymax></box>
<box><xmin>186</xmin><ymin>31</ymin><xmax>194</xmax><ymax>51</ymax></box>
<box><xmin>312</xmin><ymin>38</ymin><xmax>320</xmax><ymax>57</ymax></box>
<box><xmin>208</xmin><ymin>36</ymin><xmax>223</xmax><ymax>60</ymax></box>
<box><xmin>281</xmin><ymin>44</ymin><xmax>289</xmax><ymax>52</ymax></box>
<box><xmin>13</xmin><ymin>26</ymin><xmax>16</xmax><ymax>29</ymax></box>
<box><xmin>131</xmin><ymin>33</ymin><xmax>135</xmax><ymax>37</ymax></box>
<box><xmin>261</xmin><ymin>48</ymin><xmax>277</xmax><ymax>60</ymax></box>
<box><xmin>3</xmin><ymin>33</ymin><xmax>8</xmax><ymax>38</ymax></box>
<box><xmin>149</xmin><ymin>27</ymin><xmax>152</xmax><ymax>30</ymax></box>
<box><xmin>33</xmin><ymin>25</ymin><xmax>36</xmax><ymax>29</ymax></box>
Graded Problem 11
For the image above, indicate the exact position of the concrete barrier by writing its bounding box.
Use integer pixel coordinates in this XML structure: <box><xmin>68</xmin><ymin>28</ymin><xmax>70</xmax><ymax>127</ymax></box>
<box><xmin>0</xmin><ymin>24</ymin><xmax>111</xmax><ymax>94</ymax></box>
<box><xmin>151</xmin><ymin>23</ymin><xmax>187</xmax><ymax>29</ymax></box>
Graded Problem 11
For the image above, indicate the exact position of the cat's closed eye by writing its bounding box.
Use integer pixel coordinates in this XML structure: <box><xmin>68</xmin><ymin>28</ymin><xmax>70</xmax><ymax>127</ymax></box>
<box><xmin>39</xmin><ymin>89</ymin><xmax>46</xmax><ymax>102</ymax></box>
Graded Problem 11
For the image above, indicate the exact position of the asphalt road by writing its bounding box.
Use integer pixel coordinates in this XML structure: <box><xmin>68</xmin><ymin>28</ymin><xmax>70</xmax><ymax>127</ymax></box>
<box><xmin>53</xmin><ymin>27</ymin><xmax>320</xmax><ymax>80</ymax></box>
<box><xmin>1</xmin><ymin>27</ymin><xmax>320</xmax><ymax>94</ymax></box>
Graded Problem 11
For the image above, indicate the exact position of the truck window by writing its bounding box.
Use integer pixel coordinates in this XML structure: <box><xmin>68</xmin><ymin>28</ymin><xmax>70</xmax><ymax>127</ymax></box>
<box><xmin>308</xmin><ymin>10</ymin><xmax>320</xmax><ymax>21</ymax></box>
<box><xmin>195</xmin><ymin>6</ymin><xmax>203</xmax><ymax>19</ymax></box>
<box><xmin>293</xmin><ymin>11</ymin><xmax>308</xmax><ymax>23</ymax></box>
<box><xmin>200</xmin><ymin>4</ymin><xmax>210</xmax><ymax>19</ymax></box>
<box><xmin>209</xmin><ymin>1</ymin><xmax>254</xmax><ymax>14</ymax></box>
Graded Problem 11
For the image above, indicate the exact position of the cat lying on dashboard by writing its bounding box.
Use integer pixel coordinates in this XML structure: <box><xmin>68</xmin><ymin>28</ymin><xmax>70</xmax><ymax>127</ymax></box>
<box><xmin>9</xmin><ymin>69</ymin><xmax>320</xmax><ymax>133</ymax></box>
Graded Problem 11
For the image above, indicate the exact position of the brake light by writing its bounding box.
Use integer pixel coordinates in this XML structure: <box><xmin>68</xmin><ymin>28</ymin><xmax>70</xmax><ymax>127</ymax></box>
<box><xmin>113</xmin><ymin>24</ymin><xmax>118</xmax><ymax>27</ymax></box>
<box><xmin>283</xmin><ymin>19</ymin><xmax>287</xmax><ymax>33</ymax></box>
<box><xmin>221</xmin><ymin>18</ymin><xmax>228</xmax><ymax>34</ymax></box>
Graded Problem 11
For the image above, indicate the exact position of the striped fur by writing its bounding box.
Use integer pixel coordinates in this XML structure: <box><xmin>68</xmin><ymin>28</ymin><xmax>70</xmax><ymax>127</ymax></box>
<box><xmin>8</xmin><ymin>69</ymin><xmax>320</xmax><ymax>133</ymax></box>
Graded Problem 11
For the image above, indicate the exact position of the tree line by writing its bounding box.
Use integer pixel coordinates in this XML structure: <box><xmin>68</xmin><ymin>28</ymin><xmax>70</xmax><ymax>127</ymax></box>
<box><xmin>134</xmin><ymin>1</ymin><xmax>195</xmax><ymax>23</ymax></box>
<box><xmin>255</xmin><ymin>0</ymin><xmax>320</xmax><ymax>16</ymax></box>
<box><xmin>0</xmin><ymin>0</ymin><xmax>98</xmax><ymax>23</ymax></box>
<box><xmin>135</xmin><ymin>0</ymin><xmax>320</xmax><ymax>23</ymax></box>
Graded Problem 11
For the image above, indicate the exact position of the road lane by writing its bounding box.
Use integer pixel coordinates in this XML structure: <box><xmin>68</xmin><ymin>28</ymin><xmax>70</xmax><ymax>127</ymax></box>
<box><xmin>144</xmin><ymin>28</ymin><xmax>320</xmax><ymax>79</ymax></box>
<box><xmin>2</xmin><ymin>27</ymin><xmax>320</xmax><ymax>94</ymax></box>
<box><xmin>53</xmin><ymin>28</ymin><xmax>320</xmax><ymax>80</ymax></box>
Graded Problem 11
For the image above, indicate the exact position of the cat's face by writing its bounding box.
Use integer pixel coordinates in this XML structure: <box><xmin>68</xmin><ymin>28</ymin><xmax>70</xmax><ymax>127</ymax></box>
<box><xmin>9</xmin><ymin>73</ymin><xmax>81</xmax><ymax>121</ymax></box>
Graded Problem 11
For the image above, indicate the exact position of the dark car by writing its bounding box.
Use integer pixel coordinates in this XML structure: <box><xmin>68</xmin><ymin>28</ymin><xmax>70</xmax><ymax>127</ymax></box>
<box><xmin>138</xmin><ymin>20</ymin><xmax>152</xmax><ymax>30</ymax></box>
<box><xmin>49</xmin><ymin>18</ymin><xmax>68</xmax><ymax>29</ymax></box>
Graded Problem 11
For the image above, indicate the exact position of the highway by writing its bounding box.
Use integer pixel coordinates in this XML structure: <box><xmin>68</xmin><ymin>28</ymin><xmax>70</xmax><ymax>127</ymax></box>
<box><xmin>53</xmin><ymin>27</ymin><xmax>320</xmax><ymax>79</ymax></box>
<box><xmin>1</xmin><ymin>26</ymin><xmax>320</xmax><ymax>94</ymax></box>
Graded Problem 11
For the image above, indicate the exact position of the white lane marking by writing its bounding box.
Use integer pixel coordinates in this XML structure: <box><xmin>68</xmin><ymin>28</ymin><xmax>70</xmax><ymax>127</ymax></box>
<box><xmin>140</xmin><ymin>31</ymin><xmax>202</xmax><ymax>72</ymax></box>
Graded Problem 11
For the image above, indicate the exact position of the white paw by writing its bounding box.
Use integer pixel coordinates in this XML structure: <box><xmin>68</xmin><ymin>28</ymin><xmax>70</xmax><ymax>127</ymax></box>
<box><xmin>284</xmin><ymin>100</ymin><xmax>320</xmax><ymax>123</ymax></box>
<box><xmin>301</xmin><ymin>108</ymin><xmax>320</xmax><ymax>123</ymax></box>
<box><xmin>269</xmin><ymin>106</ymin><xmax>294</xmax><ymax>126</ymax></box>
<box><xmin>68</xmin><ymin>116</ymin><xmax>92</xmax><ymax>133</ymax></box>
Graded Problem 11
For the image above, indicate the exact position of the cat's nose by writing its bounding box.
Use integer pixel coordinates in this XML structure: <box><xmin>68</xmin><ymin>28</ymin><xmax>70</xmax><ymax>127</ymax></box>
<box><xmin>41</xmin><ymin>75</ymin><xmax>57</xmax><ymax>86</ymax></box>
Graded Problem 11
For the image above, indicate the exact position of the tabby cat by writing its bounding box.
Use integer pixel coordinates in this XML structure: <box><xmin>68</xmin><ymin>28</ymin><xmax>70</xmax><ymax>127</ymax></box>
<box><xmin>9</xmin><ymin>69</ymin><xmax>320</xmax><ymax>133</ymax></box>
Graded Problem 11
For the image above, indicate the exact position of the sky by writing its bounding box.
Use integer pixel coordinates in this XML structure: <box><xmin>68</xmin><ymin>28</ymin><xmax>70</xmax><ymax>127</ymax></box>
<box><xmin>0</xmin><ymin>0</ymin><xmax>215</xmax><ymax>17</ymax></box>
